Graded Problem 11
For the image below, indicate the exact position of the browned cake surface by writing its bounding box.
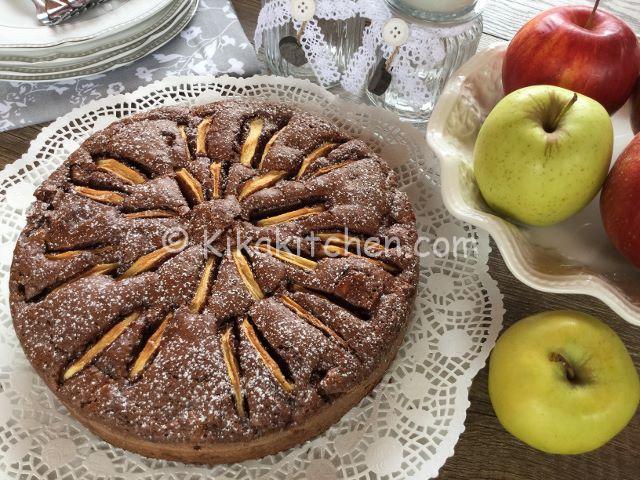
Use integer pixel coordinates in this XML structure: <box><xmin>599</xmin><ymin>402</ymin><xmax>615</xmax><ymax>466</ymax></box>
<box><xmin>9</xmin><ymin>100</ymin><xmax>418</xmax><ymax>459</ymax></box>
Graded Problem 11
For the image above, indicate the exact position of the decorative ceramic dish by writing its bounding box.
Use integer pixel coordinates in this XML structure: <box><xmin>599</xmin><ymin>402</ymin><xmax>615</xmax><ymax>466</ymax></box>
<box><xmin>427</xmin><ymin>42</ymin><xmax>640</xmax><ymax>326</ymax></box>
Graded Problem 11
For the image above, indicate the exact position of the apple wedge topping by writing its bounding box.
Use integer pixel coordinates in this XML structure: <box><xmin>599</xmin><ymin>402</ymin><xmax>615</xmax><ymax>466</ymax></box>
<box><xmin>241</xmin><ymin>317</ymin><xmax>293</xmax><ymax>393</ymax></box>
<box><xmin>178</xmin><ymin>125</ymin><xmax>188</xmax><ymax>142</ymax></box>
<box><xmin>49</xmin><ymin>262</ymin><xmax>118</xmax><ymax>296</ymax></box>
<box><xmin>44</xmin><ymin>250</ymin><xmax>85</xmax><ymax>260</ymax></box>
<box><xmin>129</xmin><ymin>312</ymin><xmax>173</xmax><ymax>380</ymax></box>
<box><xmin>120</xmin><ymin>240</ymin><xmax>185</xmax><ymax>279</ymax></box>
<box><xmin>129</xmin><ymin>257</ymin><xmax>217</xmax><ymax>380</ymax></box>
<box><xmin>256</xmin><ymin>244</ymin><xmax>317</xmax><ymax>271</ymax></box>
<box><xmin>175</xmin><ymin>168</ymin><xmax>205</xmax><ymax>205</ymax></box>
<box><xmin>320</xmin><ymin>244</ymin><xmax>398</xmax><ymax>273</ymax></box>
<box><xmin>74</xmin><ymin>186</ymin><xmax>124</xmax><ymax>205</ymax></box>
<box><xmin>123</xmin><ymin>210</ymin><xmax>178</xmax><ymax>219</ymax></box>
<box><xmin>296</xmin><ymin>142</ymin><xmax>339</xmax><ymax>179</ymax></box>
<box><xmin>231</xmin><ymin>249</ymin><xmax>264</xmax><ymax>300</ymax></box>
<box><xmin>96</xmin><ymin>159</ymin><xmax>146</xmax><ymax>185</ymax></box>
<box><xmin>317</xmin><ymin>233</ymin><xmax>385</xmax><ymax>253</ymax></box>
<box><xmin>64</xmin><ymin>312</ymin><xmax>140</xmax><ymax>380</ymax></box>
<box><xmin>178</xmin><ymin>126</ymin><xmax>191</xmax><ymax>160</ymax></box>
<box><xmin>255</xmin><ymin>205</ymin><xmax>325</xmax><ymax>227</ymax></box>
<box><xmin>210</xmin><ymin>162</ymin><xmax>222</xmax><ymax>199</ymax></box>
<box><xmin>240</xmin><ymin>118</ymin><xmax>264</xmax><ymax>167</ymax></box>
<box><xmin>281</xmin><ymin>295</ymin><xmax>348</xmax><ymax>348</ymax></box>
<box><xmin>238</xmin><ymin>170</ymin><xmax>286</xmax><ymax>201</ymax></box>
<box><xmin>258</xmin><ymin>130</ymin><xmax>282</xmax><ymax>168</ymax></box>
<box><xmin>79</xmin><ymin>263</ymin><xmax>119</xmax><ymax>277</ymax></box>
<box><xmin>290</xmin><ymin>283</ymin><xmax>372</xmax><ymax>322</ymax></box>
<box><xmin>44</xmin><ymin>246</ymin><xmax>110</xmax><ymax>261</ymax></box>
<box><xmin>190</xmin><ymin>257</ymin><xmax>216</xmax><ymax>314</ymax></box>
<box><xmin>196</xmin><ymin>117</ymin><xmax>212</xmax><ymax>155</ymax></box>
<box><xmin>309</xmin><ymin>160</ymin><xmax>355</xmax><ymax>179</ymax></box>
<box><xmin>220</xmin><ymin>324</ymin><xmax>245</xmax><ymax>417</ymax></box>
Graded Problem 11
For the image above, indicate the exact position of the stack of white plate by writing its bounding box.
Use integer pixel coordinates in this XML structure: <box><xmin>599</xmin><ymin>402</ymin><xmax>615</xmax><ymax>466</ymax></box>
<box><xmin>0</xmin><ymin>0</ymin><xmax>199</xmax><ymax>82</ymax></box>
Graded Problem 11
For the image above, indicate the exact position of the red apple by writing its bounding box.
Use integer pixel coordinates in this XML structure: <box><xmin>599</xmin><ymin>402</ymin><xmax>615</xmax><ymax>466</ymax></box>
<box><xmin>601</xmin><ymin>134</ymin><xmax>640</xmax><ymax>267</ymax></box>
<box><xmin>503</xmin><ymin>1</ymin><xmax>640</xmax><ymax>114</ymax></box>
<box><xmin>632</xmin><ymin>79</ymin><xmax>640</xmax><ymax>135</ymax></box>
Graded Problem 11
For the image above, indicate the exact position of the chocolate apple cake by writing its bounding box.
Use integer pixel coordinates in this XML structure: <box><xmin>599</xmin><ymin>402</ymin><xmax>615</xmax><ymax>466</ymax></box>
<box><xmin>9</xmin><ymin>99</ymin><xmax>419</xmax><ymax>464</ymax></box>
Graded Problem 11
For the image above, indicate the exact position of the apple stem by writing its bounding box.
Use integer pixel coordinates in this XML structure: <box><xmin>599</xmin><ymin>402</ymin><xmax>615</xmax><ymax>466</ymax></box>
<box><xmin>549</xmin><ymin>352</ymin><xmax>576</xmax><ymax>382</ymax></box>
<box><xmin>585</xmin><ymin>0</ymin><xmax>601</xmax><ymax>29</ymax></box>
<box><xmin>547</xmin><ymin>93</ymin><xmax>579</xmax><ymax>133</ymax></box>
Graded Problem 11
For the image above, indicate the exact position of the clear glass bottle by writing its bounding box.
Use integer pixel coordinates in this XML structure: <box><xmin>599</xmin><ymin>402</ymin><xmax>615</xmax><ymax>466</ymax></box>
<box><xmin>258</xmin><ymin>0</ymin><xmax>366</xmax><ymax>87</ymax></box>
<box><xmin>367</xmin><ymin>0</ymin><xmax>484</xmax><ymax>123</ymax></box>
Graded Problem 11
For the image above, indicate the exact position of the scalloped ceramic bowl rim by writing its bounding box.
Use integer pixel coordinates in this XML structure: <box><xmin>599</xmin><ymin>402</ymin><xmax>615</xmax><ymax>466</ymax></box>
<box><xmin>427</xmin><ymin>42</ymin><xmax>640</xmax><ymax>327</ymax></box>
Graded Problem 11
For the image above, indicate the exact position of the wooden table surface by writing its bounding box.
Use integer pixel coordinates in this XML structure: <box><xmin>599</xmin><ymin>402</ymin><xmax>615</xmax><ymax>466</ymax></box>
<box><xmin>1</xmin><ymin>1</ymin><xmax>639</xmax><ymax>478</ymax></box>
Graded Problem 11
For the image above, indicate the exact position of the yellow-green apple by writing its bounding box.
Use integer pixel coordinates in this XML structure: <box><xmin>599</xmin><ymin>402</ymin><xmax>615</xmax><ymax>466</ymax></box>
<box><xmin>601</xmin><ymin>134</ymin><xmax>640</xmax><ymax>267</ymax></box>
<box><xmin>632</xmin><ymin>79</ymin><xmax>640</xmax><ymax>135</ymax></box>
<box><xmin>489</xmin><ymin>310</ymin><xmax>640</xmax><ymax>455</ymax></box>
<box><xmin>474</xmin><ymin>85</ymin><xmax>613</xmax><ymax>226</ymax></box>
<box><xmin>503</xmin><ymin>1</ymin><xmax>640</xmax><ymax>114</ymax></box>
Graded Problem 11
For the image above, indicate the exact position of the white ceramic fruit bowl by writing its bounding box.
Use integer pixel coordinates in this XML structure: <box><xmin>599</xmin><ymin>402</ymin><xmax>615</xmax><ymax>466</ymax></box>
<box><xmin>427</xmin><ymin>42</ymin><xmax>640</xmax><ymax>326</ymax></box>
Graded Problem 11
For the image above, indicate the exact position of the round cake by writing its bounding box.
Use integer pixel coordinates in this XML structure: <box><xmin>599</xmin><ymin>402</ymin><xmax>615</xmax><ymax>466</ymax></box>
<box><xmin>9</xmin><ymin>100</ymin><xmax>419</xmax><ymax>464</ymax></box>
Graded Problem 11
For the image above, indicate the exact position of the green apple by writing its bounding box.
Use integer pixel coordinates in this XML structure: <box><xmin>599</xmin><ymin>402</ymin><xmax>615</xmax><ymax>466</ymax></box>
<box><xmin>489</xmin><ymin>310</ymin><xmax>639</xmax><ymax>455</ymax></box>
<box><xmin>474</xmin><ymin>85</ymin><xmax>613</xmax><ymax>226</ymax></box>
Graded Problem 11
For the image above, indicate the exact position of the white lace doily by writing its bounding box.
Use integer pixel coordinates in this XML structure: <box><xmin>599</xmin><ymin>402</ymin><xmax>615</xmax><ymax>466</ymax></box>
<box><xmin>0</xmin><ymin>75</ymin><xmax>503</xmax><ymax>479</ymax></box>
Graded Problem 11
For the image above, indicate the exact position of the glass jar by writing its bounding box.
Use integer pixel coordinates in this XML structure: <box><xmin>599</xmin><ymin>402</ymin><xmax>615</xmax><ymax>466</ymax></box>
<box><xmin>367</xmin><ymin>0</ymin><xmax>484</xmax><ymax>123</ymax></box>
<box><xmin>258</xmin><ymin>0</ymin><xmax>366</xmax><ymax>87</ymax></box>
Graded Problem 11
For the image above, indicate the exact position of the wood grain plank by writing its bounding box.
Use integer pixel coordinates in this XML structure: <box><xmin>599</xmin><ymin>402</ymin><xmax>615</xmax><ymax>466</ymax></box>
<box><xmin>478</xmin><ymin>32</ymin><xmax>504</xmax><ymax>50</ymax></box>
<box><xmin>0</xmin><ymin>125</ymin><xmax>46</xmax><ymax>166</ymax></box>
<box><xmin>484</xmin><ymin>0</ymin><xmax>640</xmax><ymax>41</ymax></box>
<box><xmin>233</xmin><ymin>0</ymin><xmax>260</xmax><ymax>40</ymax></box>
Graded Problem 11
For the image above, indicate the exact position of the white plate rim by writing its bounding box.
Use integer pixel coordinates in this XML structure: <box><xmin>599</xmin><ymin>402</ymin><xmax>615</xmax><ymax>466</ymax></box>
<box><xmin>0</xmin><ymin>0</ymin><xmax>198</xmax><ymax>82</ymax></box>
<box><xmin>0</xmin><ymin>0</ymin><xmax>190</xmax><ymax>66</ymax></box>
<box><xmin>0</xmin><ymin>0</ymin><xmax>173</xmax><ymax>49</ymax></box>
